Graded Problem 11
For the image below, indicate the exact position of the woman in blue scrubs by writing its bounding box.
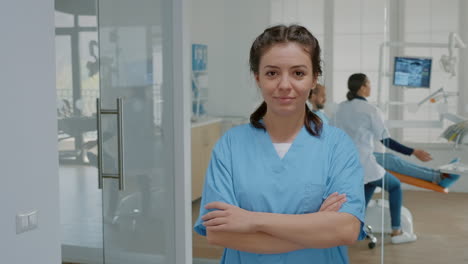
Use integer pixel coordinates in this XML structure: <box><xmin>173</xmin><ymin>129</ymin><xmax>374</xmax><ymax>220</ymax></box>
<box><xmin>194</xmin><ymin>24</ymin><xmax>366</xmax><ymax>263</ymax></box>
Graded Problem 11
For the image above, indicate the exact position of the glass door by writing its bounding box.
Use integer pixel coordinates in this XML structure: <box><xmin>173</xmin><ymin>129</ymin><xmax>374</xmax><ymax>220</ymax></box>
<box><xmin>55</xmin><ymin>1</ymin><xmax>104</xmax><ymax>263</ymax></box>
<box><xmin>57</xmin><ymin>0</ymin><xmax>189</xmax><ymax>263</ymax></box>
<box><xmin>97</xmin><ymin>0</ymin><xmax>179</xmax><ymax>263</ymax></box>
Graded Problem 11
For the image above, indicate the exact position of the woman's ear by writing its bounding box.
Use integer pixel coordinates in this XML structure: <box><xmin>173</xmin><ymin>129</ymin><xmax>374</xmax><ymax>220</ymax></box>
<box><xmin>254</xmin><ymin>73</ymin><xmax>260</xmax><ymax>84</ymax></box>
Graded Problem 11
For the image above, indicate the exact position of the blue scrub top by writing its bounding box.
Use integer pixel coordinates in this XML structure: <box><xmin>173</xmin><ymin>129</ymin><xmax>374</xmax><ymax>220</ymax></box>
<box><xmin>194</xmin><ymin>123</ymin><xmax>366</xmax><ymax>264</ymax></box>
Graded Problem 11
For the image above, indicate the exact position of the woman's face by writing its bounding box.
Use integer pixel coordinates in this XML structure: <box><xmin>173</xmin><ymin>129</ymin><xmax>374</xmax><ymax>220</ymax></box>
<box><xmin>255</xmin><ymin>42</ymin><xmax>316</xmax><ymax>118</ymax></box>
<box><xmin>360</xmin><ymin>79</ymin><xmax>371</xmax><ymax>97</ymax></box>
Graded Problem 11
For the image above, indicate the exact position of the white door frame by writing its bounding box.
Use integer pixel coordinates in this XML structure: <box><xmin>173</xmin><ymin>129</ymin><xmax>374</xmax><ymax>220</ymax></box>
<box><xmin>173</xmin><ymin>0</ymin><xmax>193</xmax><ymax>263</ymax></box>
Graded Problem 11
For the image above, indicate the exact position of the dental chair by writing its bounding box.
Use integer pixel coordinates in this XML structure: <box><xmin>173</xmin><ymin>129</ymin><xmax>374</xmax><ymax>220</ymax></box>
<box><xmin>364</xmin><ymin>198</ymin><xmax>414</xmax><ymax>248</ymax></box>
<box><xmin>364</xmin><ymin>194</ymin><xmax>414</xmax><ymax>249</ymax></box>
<box><xmin>364</xmin><ymin>170</ymin><xmax>449</xmax><ymax>249</ymax></box>
<box><xmin>388</xmin><ymin>170</ymin><xmax>448</xmax><ymax>193</ymax></box>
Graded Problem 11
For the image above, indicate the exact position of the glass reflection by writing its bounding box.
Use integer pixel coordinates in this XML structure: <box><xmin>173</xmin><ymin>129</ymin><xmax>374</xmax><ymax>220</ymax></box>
<box><xmin>55</xmin><ymin>0</ymin><xmax>103</xmax><ymax>263</ymax></box>
<box><xmin>97</xmin><ymin>0</ymin><xmax>176</xmax><ymax>263</ymax></box>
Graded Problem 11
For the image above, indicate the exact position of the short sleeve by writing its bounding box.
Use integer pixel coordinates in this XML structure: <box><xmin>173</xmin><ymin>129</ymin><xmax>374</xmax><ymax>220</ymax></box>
<box><xmin>324</xmin><ymin>129</ymin><xmax>367</xmax><ymax>240</ymax></box>
<box><xmin>371</xmin><ymin>107</ymin><xmax>390</xmax><ymax>140</ymax></box>
<box><xmin>193</xmin><ymin>134</ymin><xmax>238</xmax><ymax>236</ymax></box>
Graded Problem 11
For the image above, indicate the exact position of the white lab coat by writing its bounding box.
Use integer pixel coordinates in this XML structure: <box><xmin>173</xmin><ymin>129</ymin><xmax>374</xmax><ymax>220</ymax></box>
<box><xmin>331</xmin><ymin>99</ymin><xmax>390</xmax><ymax>184</ymax></box>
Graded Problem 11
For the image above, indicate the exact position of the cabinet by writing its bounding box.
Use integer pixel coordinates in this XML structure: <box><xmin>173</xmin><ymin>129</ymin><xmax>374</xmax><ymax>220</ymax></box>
<box><xmin>191</xmin><ymin>119</ymin><xmax>222</xmax><ymax>201</ymax></box>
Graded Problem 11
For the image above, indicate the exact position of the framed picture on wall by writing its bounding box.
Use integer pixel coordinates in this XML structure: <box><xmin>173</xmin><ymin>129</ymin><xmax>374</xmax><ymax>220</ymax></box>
<box><xmin>192</xmin><ymin>44</ymin><xmax>208</xmax><ymax>117</ymax></box>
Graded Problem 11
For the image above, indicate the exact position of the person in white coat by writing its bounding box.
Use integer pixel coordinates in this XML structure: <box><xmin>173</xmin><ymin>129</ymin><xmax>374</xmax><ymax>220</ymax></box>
<box><xmin>308</xmin><ymin>83</ymin><xmax>329</xmax><ymax>124</ymax></box>
<box><xmin>331</xmin><ymin>73</ymin><xmax>460</xmax><ymax>244</ymax></box>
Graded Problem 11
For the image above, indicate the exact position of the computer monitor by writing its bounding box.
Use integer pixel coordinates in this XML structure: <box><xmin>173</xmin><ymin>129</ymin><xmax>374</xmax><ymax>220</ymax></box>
<box><xmin>393</xmin><ymin>56</ymin><xmax>432</xmax><ymax>88</ymax></box>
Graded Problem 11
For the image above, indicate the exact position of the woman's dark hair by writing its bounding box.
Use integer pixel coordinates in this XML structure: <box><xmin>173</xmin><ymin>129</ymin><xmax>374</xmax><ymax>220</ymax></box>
<box><xmin>347</xmin><ymin>73</ymin><xmax>368</xmax><ymax>101</ymax></box>
<box><xmin>249</xmin><ymin>24</ymin><xmax>322</xmax><ymax>137</ymax></box>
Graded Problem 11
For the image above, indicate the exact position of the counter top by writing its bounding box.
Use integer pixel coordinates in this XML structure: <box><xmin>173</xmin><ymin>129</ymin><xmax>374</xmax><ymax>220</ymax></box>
<box><xmin>191</xmin><ymin>116</ymin><xmax>223</xmax><ymax>128</ymax></box>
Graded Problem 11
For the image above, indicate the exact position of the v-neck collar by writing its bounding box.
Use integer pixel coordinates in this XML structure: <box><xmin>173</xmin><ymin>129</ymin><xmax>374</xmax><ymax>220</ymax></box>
<box><xmin>252</xmin><ymin>123</ymin><xmax>307</xmax><ymax>173</ymax></box>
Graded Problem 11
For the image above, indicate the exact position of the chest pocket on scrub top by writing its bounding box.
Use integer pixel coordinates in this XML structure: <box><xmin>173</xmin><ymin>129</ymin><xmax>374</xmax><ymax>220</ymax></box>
<box><xmin>300</xmin><ymin>183</ymin><xmax>325</xmax><ymax>213</ymax></box>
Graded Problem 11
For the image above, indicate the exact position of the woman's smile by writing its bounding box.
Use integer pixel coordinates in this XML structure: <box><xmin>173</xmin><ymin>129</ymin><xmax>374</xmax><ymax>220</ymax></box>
<box><xmin>274</xmin><ymin>96</ymin><xmax>296</xmax><ymax>104</ymax></box>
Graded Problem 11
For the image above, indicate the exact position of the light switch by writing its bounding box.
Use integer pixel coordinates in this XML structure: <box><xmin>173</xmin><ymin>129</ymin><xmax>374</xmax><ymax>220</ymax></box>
<box><xmin>16</xmin><ymin>214</ymin><xmax>28</xmax><ymax>234</ymax></box>
<box><xmin>28</xmin><ymin>211</ymin><xmax>38</xmax><ymax>230</ymax></box>
<box><xmin>16</xmin><ymin>210</ymin><xmax>38</xmax><ymax>234</ymax></box>
<box><xmin>22</xmin><ymin>216</ymin><xmax>28</xmax><ymax>229</ymax></box>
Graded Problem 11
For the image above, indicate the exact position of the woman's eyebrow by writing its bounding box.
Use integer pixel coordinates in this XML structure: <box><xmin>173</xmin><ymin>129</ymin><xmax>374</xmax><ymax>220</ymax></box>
<box><xmin>290</xmin><ymin>65</ymin><xmax>308</xmax><ymax>69</ymax></box>
<box><xmin>263</xmin><ymin>65</ymin><xmax>309</xmax><ymax>69</ymax></box>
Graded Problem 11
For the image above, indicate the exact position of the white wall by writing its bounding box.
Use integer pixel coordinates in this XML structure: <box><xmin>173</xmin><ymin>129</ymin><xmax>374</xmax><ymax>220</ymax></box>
<box><xmin>191</xmin><ymin>0</ymin><xmax>271</xmax><ymax>118</ymax></box>
<box><xmin>333</xmin><ymin>0</ymin><xmax>387</xmax><ymax>104</ymax></box>
<box><xmin>191</xmin><ymin>0</ymin><xmax>227</xmax><ymax>116</ymax></box>
<box><xmin>459</xmin><ymin>0</ymin><xmax>468</xmax><ymax>119</ymax></box>
<box><xmin>402</xmin><ymin>0</ymin><xmax>461</xmax><ymax>143</ymax></box>
<box><xmin>0</xmin><ymin>1</ymin><xmax>60</xmax><ymax>263</ymax></box>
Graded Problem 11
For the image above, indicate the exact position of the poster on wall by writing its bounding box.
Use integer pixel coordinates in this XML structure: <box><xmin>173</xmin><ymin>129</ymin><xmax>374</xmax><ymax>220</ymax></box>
<box><xmin>192</xmin><ymin>44</ymin><xmax>207</xmax><ymax>71</ymax></box>
<box><xmin>192</xmin><ymin>44</ymin><xmax>208</xmax><ymax>117</ymax></box>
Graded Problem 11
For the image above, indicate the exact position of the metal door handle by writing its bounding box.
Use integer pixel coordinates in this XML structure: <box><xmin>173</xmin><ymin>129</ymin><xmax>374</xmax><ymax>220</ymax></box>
<box><xmin>96</xmin><ymin>98</ymin><xmax>125</xmax><ymax>190</ymax></box>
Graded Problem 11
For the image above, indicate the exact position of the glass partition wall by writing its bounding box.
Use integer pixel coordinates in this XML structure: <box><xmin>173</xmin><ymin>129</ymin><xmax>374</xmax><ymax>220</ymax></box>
<box><xmin>327</xmin><ymin>0</ymin><xmax>467</xmax><ymax>263</ymax></box>
<box><xmin>191</xmin><ymin>1</ymin><xmax>468</xmax><ymax>264</ymax></box>
<box><xmin>375</xmin><ymin>1</ymin><xmax>468</xmax><ymax>264</ymax></box>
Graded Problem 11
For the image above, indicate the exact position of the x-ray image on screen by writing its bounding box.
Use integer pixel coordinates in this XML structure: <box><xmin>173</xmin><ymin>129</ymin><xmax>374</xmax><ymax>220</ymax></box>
<box><xmin>393</xmin><ymin>57</ymin><xmax>432</xmax><ymax>88</ymax></box>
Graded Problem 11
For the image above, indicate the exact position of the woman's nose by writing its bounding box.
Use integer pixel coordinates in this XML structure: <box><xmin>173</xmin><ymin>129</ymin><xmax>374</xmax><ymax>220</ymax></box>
<box><xmin>278</xmin><ymin>75</ymin><xmax>292</xmax><ymax>90</ymax></box>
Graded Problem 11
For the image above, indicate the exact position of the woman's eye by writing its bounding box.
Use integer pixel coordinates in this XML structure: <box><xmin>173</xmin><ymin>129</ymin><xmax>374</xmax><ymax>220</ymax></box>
<box><xmin>295</xmin><ymin>71</ymin><xmax>305</xmax><ymax>77</ymax></box>
<box><xmin>266</xmin><ymin>71</ymin><xmax>277</xmax><ymax>77</ymax></box>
